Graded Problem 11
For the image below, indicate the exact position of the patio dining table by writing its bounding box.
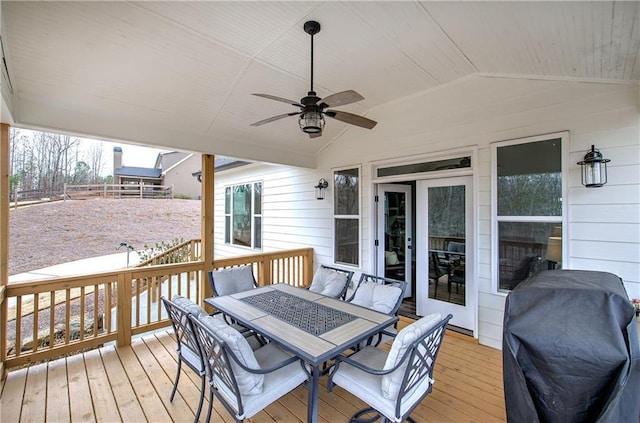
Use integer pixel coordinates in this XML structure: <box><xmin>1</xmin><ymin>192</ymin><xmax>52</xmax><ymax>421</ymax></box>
<box><xmin>205</xmin><ymin>283</ymin><xmax>398</xmax><ymax>423</ymax></box>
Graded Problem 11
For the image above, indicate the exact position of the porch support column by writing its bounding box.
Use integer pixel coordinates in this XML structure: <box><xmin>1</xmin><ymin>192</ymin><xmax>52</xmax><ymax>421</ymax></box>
<box><xmin>0</xmin><ymin>123</ymin><xmax>9</xmax><ymax>378</ymax></box>
<box><xmin>201</xmin><ymin>154</ymin><xmax>215</xmax><ymax>302</ymax></box>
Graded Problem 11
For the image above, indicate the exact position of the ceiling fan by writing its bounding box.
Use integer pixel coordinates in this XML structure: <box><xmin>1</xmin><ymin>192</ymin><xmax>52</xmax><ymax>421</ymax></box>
<box><xmin>250</xmin><ymin>20</ymin><xmax>377</xmax><ymax>138</ymax></box>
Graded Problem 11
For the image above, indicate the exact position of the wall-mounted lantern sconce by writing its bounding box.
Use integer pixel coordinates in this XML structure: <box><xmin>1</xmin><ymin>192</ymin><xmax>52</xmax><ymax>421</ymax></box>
<box><xmin>314</xmin><ymin>178</ymin><xmax>329</xmax><ymax>200</ymax></box>
<box><xmin>577</xmin><ymin>145</ymin><xmax>610</xmax><ymax>188</ymax></box>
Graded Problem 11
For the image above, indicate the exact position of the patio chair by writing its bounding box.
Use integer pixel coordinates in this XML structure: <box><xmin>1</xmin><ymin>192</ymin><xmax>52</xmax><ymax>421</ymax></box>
<box><xmin>189</xmin><ymin>313</ymin><xmax>309</xmax><ymax>422</ymax></box>
<box><xmin>208</xmin><ymin>265</ymin><xmax>258</xmax><ymax>326</ymax></box>
<box><xmin>429</xmin><ymin>251</ymin><xmax>447</xmax><ymax>299</ymax></box>
<box><xmin>347</xmin><ymin>273</ymin><xmax>407</xmax><ymax>347</ymax></box>
<box><xmin>161</xmin><ymin>295</ymin><xmax>208</xmax><ymax>423</ymax></box>
<box><xmin>328</xmin><ymin>313</ymin><xmax>452</xmax><ymax>423</ymax></box>
<box><xmin>308</xmin><ymin>264</ymin><xmax>354</xmax><ymax>299</ymax></box>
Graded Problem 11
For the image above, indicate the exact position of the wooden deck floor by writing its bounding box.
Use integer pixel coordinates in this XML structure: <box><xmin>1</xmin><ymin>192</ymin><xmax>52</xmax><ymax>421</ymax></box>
<box><xmin>1</xmin><ymin>329</ymin><xmax>506</xmax><ymax>422</ymax></box>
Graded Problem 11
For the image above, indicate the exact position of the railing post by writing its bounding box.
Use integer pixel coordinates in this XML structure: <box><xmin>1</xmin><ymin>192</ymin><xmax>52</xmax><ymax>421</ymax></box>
<box><xmin>116</xmin><ymin>272</ymin><xmax>132</xmax><ymax>347</ymax></box>
<box><xmin>258</xmin><ymin>258</ymin><xmax>271</xmax><ymax>287</ymax></box>
<box><xmin>304</xmin><ymin>249</ymin><xmax>314</xmax><ymax>286</ymax></box>
<box><xmin>1</xmin><ymin>123</ymin><xmax>10</xmax><ymax>378</ymax></box>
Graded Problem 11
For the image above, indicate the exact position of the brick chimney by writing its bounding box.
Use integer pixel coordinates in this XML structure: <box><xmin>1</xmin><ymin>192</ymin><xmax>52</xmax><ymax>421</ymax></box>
<box><xmin>113</xmin><ymin>146</ymin><xmax>122</xmax><ymax>177</ymax></box>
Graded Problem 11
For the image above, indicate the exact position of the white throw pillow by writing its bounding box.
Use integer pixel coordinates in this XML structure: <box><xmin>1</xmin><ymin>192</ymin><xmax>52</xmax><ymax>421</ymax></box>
<box><xmin>381</xmin><ymin>313</ymin><xmax>442</xmax><ymax>399</ymax></box>
<box><xmin>350</xmin><ymin>281</ymin><xmax>402</xmax><ymax>315</ymax></box>
<box><xmin>309</xmin><ymin>267</ymin><xmax>348</xmax><ymax>298</ymax></box>
<box><xmin>198</xmin><ymin>314</ymin><xmax>264</xmax><ymax>395</ymax></box>
<box><xmin>212</xmin><ymin>266</ymin><xmax>255</xmax><ymax>296</ymax></box>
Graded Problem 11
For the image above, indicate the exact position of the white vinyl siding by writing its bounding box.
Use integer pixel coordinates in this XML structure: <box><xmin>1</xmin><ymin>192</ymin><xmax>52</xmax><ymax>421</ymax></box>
<box><xmin>213</xmin><ymin>76</ymin><xmax>639</xmax><ymax>350</ymax></box>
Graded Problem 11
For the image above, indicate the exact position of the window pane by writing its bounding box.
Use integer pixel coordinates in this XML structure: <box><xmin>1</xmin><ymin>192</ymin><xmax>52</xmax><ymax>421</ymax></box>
<box><xmin>335</xmin><ymin>218</ymin><xmax>359</xmax><ymax>265</ymax></box>
<box><xmin>377</xmin><ymin>156</ymin><xmax>471</xmax><ymax>178</ymax></box>
<box><xmin>498</xmin><ymin>222</ymin><xmax>562</xmax><ymax>291</ymax></box>
<box><xmin>232</xmin><ymin>184</ymin><xmax>251</xmax><ymax>247</ymax></box>
<box><xmin>334</xmin><ymin>168</ymin><xmax>359</xmax><ymax>215</ymax></box>
<box><xmin>225</xmin><ymin>187</ymin><xmax>231</xmax><ymax>214</ymax></box>
<box><xmin>254</xmin><ymin>182</ymin><xmax>262</xmax><ymax>215</ymax></box>
<box><xmin>497</xmin><ymin>139</ymin><xmax>562</xmax><ymax>216</ymax></box>
<box><xmin>254</xmin><ymin>217</ymin><xmax>262</xmax><ymax>249</ymax></box>
<box><xmin>224</xmin><ymin>216</ymin><xmax>231</xmax><ymax>243</ymax></box>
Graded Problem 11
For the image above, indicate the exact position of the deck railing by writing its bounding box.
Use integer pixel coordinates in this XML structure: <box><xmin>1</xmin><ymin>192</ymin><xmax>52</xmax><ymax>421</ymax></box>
<box><xmin>1</xmin><ymin>248</ymin><xmax>313</xmax><ymax>370</ymax></box>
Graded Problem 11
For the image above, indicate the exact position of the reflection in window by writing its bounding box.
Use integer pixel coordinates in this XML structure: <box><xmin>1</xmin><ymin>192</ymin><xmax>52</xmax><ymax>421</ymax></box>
<box><xmin>224</xmin><ymin>182</ymin><xmax>262</xmax><ymax>249</ymax></box>
<box><xmin>495</xmin><ymin>136</ymin><xmax>564</xmax><ymax>291</ymax></box>
<box><xmin>334</xmin><ymin>168</ymin><xmax>359</xmax><ymax>266</ymax></box>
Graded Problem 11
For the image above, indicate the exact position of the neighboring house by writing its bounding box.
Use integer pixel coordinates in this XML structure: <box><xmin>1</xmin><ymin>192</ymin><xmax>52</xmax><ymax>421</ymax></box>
<box><xmin>113</xmin><ymin>147</ymin><xmax>202</xmax><ymax>199</ymax></box>
<box><xmin>212</xmin><ymin>77</ymin><xmax>639</xmax><ymax>350</ymax></box>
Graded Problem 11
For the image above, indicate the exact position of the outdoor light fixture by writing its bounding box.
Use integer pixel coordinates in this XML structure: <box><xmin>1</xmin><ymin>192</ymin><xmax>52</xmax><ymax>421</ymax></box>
<box><xmin>314</xmin><ymin>178</ymin><xmax>329</xmax><ymax>200</ymax></box>
<box><xmin>577</xmin><ymin>145</ymin><xmax>610</xmax><ymax>188</ymax></box>
<box><xmin>299</xmin><ymin>111</ymin><xmax>325</xmax><ymax>134</ymax></box>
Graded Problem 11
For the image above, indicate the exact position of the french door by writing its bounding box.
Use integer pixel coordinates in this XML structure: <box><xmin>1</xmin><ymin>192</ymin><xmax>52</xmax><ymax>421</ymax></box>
<box><xmin>416</xmin><ymin>177</ymin><xmax>474</xmax><ymax>333</ymax></box>
<box><xmin>377</xmin><ymin>184</ymin><xmax>412</xmax><ymax>297</ymax></box>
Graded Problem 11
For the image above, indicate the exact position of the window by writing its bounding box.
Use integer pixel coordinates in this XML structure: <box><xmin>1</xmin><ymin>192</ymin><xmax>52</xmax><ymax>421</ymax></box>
<box><xmin>224</xmin><ymin>182</ymin><xmax>262</xmax><ymax>249</ymax></box>
<box><xmin>334</xmin><ymin>167</ymin><xmax>360</xmax><ymax>266</ymax></box>
<box><xmin>493</xmin><ymin>133</ymin><xmax>566</xmax><ymax>291</ymax></box>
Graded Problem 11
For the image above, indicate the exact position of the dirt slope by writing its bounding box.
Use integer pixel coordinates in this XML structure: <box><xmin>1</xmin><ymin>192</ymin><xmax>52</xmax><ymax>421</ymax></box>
<box><xmin>9</xmin><ymin>198</ymin><xmax>201</xmax><ymax>275</ymax></box>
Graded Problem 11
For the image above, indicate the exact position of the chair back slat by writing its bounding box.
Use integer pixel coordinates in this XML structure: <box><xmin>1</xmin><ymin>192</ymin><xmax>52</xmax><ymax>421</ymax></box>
<box><xmin>161</xmin><ymin>297</ymin><xmax>202</xmax><ymax>359</ymax></box>
<box><xmin>395</xmin><ymin>314</ymin><xmax>452</xmax><ymax>416</ymax></box>
<box><xmin>190</xmin><ymin>314</ymin><xmax>246</xmax><ymax>418</ymax></box>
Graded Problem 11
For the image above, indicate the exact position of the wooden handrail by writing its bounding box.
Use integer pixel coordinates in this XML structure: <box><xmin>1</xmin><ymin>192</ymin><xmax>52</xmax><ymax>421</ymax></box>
<box><xmin>1</xmin><ymin>248</ymin><xmax>313</xmax><ymax>370</ymax></box>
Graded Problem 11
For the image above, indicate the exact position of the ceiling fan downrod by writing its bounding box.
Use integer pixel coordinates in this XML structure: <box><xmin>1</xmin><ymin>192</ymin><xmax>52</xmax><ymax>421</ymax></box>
<box><xmin>304</xmin><ymin>20</ymin><xmax>320</xmax><ymax>96</ymax></box>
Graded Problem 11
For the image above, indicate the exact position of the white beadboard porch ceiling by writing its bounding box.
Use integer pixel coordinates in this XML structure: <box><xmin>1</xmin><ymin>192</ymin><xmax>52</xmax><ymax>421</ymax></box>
<box><xmin>1</xmin><ymin>1</ymin><xmax>638</xmax><ymax>168</ymax></box>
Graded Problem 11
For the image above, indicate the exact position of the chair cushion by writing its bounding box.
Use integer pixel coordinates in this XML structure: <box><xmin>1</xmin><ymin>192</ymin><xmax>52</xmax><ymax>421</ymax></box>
<box><xmin>350</xmin><ymin>281</ymin><xmax>402</xmax><ymax>314</ymax></box>
<box><xmin>171</xmin><ymin>295</ymin><xmax>207</xmax><ymax>317</ymax></box>
<box><xmin>381</xmin><ymin>313</ymin><xmax>442</xmax><ymax>399</ymax></box>
<box><xmin>385</xmin><ymin>251</ymin><xmax>400</xmax><ymax>265</ymax></box>
<box><xmin>309</xmin><ymin>267</ymin><xmax>348</xmax><ymax>298</ymax></box>
<box><xmin>198</xmin><ymin>314</ymin><xmax>263</xmax><ymax>395</ymax></box>
<box><xmin>213</xmin><ymin>266</ymin><xmax>255</xmax><ymax>296</ymax></box>
<box><xmin>331</xmin><ymin>346</ymin><xmax>424</xmax><ymax>423</ymax></box>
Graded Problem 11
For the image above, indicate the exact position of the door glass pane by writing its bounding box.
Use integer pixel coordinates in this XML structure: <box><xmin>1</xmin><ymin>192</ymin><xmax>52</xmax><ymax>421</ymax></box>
<box><xmin>428</xmin><ymin>185</ymin><xmax>466</xmax><ymax>306</ymax></box>
<box><xmin>384</xmin><ymin>192</ymin><xmax>406</xmax><ymax>280</ymax></box>
<box><xmin>335</xmin><ymin>218</ymin><xmax>359</xmax><ymax>265</ymax></box>
<box><xmin>498</xmin><ymin>222</ymin><xmax>561</xmax><ymax>290</ymax></box>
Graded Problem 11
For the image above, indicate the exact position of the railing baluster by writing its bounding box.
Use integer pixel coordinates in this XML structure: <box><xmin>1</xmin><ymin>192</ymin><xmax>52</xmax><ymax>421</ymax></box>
<box><xmin>93</xmin><ymin>285</ymin><xmax>99</xmax><ymax>338</ymax></box>
<box><xmin>48</xmin><ymin>292</ymin><xmax>54</xmax><ymax>348</ymax></box>
<box><xmin>15</xmin><ymin>296</ymin><xmax>22</xmax><ymax>358</ymax></box>
<box><xmin>80</xmin><ymin>286</ymin><xmax>85</xmax><ymax>341</ymax></box>
<box><xmin>33</xmin><ymin>294</ymin><xmax>39</xmax><ymax>352</ymax></box>
<box><xmin>65</xmin><ymin>288</ymin><xmax>71</xmax><ymax>344</ymax></box>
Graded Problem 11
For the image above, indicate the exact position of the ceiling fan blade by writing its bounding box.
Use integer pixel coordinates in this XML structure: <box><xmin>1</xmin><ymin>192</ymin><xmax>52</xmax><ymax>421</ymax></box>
<box><xmin>308</xmin><ymin>132</ymin><xmax>322</xmax><ymax>139</ymax></box>
<box><xmin>252</xmin><ymin>93</ymin><xmax>303</xmax><ymax>108</ymax></box>
<box><xmin>250</xmin><ymin>112</ymin><xmax>298</xmax><ymax>127</ymax></box>
<box><xmin>325</xmin><ymin>110</ymin><xmax>377</xmax><ymax>129</ymax></box>
<box><xmin>319</xmin><ymin>90</ymin><xmax>364</xmax><ymax>108</ymax></box>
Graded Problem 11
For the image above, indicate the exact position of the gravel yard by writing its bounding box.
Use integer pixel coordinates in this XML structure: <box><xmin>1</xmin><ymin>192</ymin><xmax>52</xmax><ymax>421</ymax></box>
<box><xmin>9</xmin><ymin>198</ymin><xmax>201</xmax><ymax>276</ymax></box>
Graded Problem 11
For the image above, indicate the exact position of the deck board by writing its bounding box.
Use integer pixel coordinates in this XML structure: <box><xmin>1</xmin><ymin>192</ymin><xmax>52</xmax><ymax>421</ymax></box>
<box><xmin>46</xmin><ymin>358</ymin><xmax>70</xmax><ymax>422</ymax></box>
<box><xmin>1</xmin><ymin>329</ymin><xmax>505</xmax><ymax>422</ymax></box>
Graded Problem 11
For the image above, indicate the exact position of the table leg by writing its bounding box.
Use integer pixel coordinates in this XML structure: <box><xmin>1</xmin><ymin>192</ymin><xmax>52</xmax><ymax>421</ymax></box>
<box><xmin>307</xmin><ymin>364</ymin><xmax>320</xmax><ymax>423</ymax></box>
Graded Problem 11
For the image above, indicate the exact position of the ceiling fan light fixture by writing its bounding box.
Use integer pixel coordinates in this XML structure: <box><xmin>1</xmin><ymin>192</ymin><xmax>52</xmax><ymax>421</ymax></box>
<box><xmin>299</xmin><ymin>111</ymin><xmax>325</xmax><ymax>134</ymax></box>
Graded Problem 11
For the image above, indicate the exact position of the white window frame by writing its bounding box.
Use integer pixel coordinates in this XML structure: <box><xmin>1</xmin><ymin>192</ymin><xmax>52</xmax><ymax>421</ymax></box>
<box><xmin>224</xmin><ymin>181</ymin><xmax>263</xmax><ymax>250</ymax></box>
<box><xmin>333</xmin><ymin>166</ymin><xmax>361</xmax><ymax>268</ymax></box>
<box><xmin>491</xmin><ymin>131</ymin><xmax>569</xmax><ymax>293</ymax></box>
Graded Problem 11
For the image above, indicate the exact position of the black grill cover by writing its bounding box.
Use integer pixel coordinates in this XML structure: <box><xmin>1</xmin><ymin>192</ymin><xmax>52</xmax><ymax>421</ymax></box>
<box><xmin>503</xmin><ymin>270</ymin><xmax>640</xmax><ymax>423</ymax></box>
